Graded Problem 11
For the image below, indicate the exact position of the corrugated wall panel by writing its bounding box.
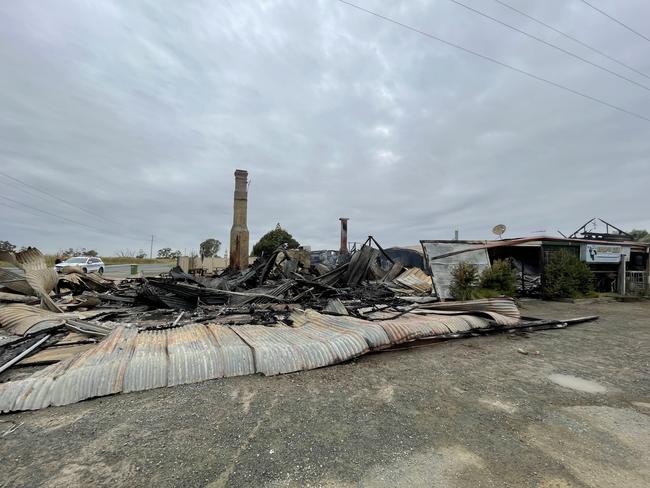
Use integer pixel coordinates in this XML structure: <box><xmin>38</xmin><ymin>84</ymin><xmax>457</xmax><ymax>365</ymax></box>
<box><xmin>415</xmin><ymin>297</ymin><xmax>521</xmax><ymax>319</ymax></box>
<box><xmin>297</xmin><ymin>310</ymin><xmax>392</xmax><ymax>350</ymax></box>
<box><xmin>123</xmin><ymin>329</ymin><xmax>168</xmax><ymax>392</ymax></box>
<box><xmin>296</xmin><ymin>322</ymin><xmax>368</xmax><ymax>362</ymax></box>
<box><xmin>233</xmin><ymin>326</ymin><xmax>305</xmax><ymax>376</ymax></box>
<box><xmin>50</xmin><ymin>327</ymin><xmax>138</xmax><ymax>406</ymax></box>
<box><xmin>167</xmin><ymin>324</ymin><xmax>224</xmax><ymax>386</ymax></box>
<box><xmin>206</xmin><ymin>324</ymin><xmax>255</xmax><ymax>377</ymax></box>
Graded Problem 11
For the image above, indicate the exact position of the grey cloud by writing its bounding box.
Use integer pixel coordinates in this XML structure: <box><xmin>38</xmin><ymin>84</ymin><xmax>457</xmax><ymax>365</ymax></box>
<box><xmin>1</xmin><ymin>0</ymin><xmax>649</xmax><ymax>255</ymax></box>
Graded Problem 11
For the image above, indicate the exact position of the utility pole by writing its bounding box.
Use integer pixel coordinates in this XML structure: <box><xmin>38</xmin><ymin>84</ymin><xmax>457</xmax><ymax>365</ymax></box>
<box><xmin>150</xmin><ymin>235</ymin><xmax>154</xmax><ymax>259</ymax></box>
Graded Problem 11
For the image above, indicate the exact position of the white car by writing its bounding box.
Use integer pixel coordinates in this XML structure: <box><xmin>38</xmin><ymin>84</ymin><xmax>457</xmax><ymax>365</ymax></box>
<box><xmin>55</xmin><ymin>256</ymin><xmax>105</xmax><ymax>274</ymax></box>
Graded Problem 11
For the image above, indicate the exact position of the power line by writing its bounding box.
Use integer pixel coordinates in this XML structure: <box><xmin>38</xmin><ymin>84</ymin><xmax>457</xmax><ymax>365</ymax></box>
<box><xmin>579</xmin><ymin>0</ymin><xmax>650</xmax><ymax>43</ymax></box>
<box><xmin>0</xmin><ymin>172</ymin><xmax>154</xmax><ymax>242</ymax></box>
<box><xmin>0</xmin><ymin>194</ymin><xmax>118</xmax><ymax>235</ymax></box>
<box><xmin>445</xmin><ymin>0</ymin><xmax>650</xmax><ymax>92</ymax></box>
<box><xmin>0</xmin><ymin>195</ymin><xmax>149</xmax><ymax>245</ymax></box>
<box><xmin>492</xmin><ymin>0</ymin><xmax>650</xmax><ymax>81</ymax></box>
<box><xmin>0</xmin><ymin>170</ymin><xmax>127</xmax><ymax>228</ymax></box>
<box><xmin>336</xmin><ymin>0</ymin><xmax>650</xmax><ymax>123</ymax></box>
<box><xmin>2</xmin><ymin>199</ymin><xmax>180</xmax><ymax>252</ymax></box>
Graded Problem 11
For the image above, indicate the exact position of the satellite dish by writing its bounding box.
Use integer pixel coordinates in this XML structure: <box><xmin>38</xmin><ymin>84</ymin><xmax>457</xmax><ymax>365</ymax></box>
<box><xmin>492</xmin><ymin>224</ymin><xmax>506</xmax><ymax>239</ymax></box>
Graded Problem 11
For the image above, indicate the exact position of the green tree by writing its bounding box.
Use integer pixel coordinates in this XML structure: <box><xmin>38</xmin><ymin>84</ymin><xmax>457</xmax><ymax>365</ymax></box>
<box><xmin>629</xmin><ymin>229</ymin><xmax>650</xmax><ymax>242</ymax></box>
<box><xmin>157</xmin><ymin>247</ymin><xmax>172</xmax><ymax>259</ymax></box>
<box><xmin>252</xmin><ymin>226</ymin><xmax>299</xmax><ymax>257</ymax></box>
<box><xmin>543</xmin><ymin>250</ymin><xmax>594</xmax><ymax>299</ymax></box>
<box><xmin>480</xmin><ymin>259</ymin><xmax>517</xmax><ymax>296</ymax></box>
<box><xmin>200</xmin><ymin>238</ymin><xmax>221</xmax><ymax>258</ymax></box>
<box><xmin>449</xmin><ymin>262</ymin><xmax>479</xmax><ymax>300</ymax></box>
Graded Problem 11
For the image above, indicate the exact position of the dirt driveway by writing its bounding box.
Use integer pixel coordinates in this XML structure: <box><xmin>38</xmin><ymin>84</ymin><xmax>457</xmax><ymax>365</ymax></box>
<box><xmin>1</xmin><ymin>300</ymin><xmax>649</xmax><ymax>487</ymax></box>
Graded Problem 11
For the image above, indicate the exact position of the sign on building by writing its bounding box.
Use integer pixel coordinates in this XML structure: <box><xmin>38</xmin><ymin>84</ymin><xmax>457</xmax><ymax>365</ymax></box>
<box><xmin>580</xmin><ymin>244</ymin><xmax>630</xmax><ymax>264</ymax></box>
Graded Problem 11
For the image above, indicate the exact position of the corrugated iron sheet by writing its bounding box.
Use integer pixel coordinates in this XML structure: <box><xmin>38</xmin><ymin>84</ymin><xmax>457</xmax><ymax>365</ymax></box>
<box><xmin>18</xmin><ymin>343</ymin><xmax>97</xmax><ymax>365</ymax></box>
<box><xmin>291</xmin><ymin>309</ymin><xmax>392</xmax><ymax>350</ymax></box>
<box><xmin>0</xmin><ymin>300</ymin><xmax>524</xmax><ymax>412</ymax></box>
<box><xmin>166</xmin><ymin>324</ymin><xmax>224</xmax><ymax>386</ymax></box>
<box><xmin>411</xmin><ymin>309</ymin><xmax>519</xmax><ymax>326</ymax></box>
<box><xmin>50</xmin><ymin>327</ymin><xmax>138</xmax><ymax>406</ymax></box>
<box><xmin>376</xmin><ymin>313</ymin><xmax>468</xmax><ymax>344</ymax></box>
<box><xmin>25</xmin><ymin>268</ymin><xmax>61</xmax><ymax>312</ymax></box>
<box><xmin>205</xmin><ymin>324</ymin><xmax>255</xmax><ymax>377</ymax></box>
<box><xmin>232</xmin><ymin>325</ymin><xmax>303</xmax><ymax>375</ymax></box>
<box><xmin>0</xmin><ymin>247</ymin><xmax>48</xmax><ymax>271</ymax></box>
<box><xmin>0</xmin><ymin>304</ymin><xmax>116</xmax><ymax>336</ymax></box>
<box><xmin>0</xmin><ymin>268</ymin><xmax>34</xmax><ymax>295</ymax></box>
<box><xmin>0</xmin><ymin>304</ymin><xmax>65</xmax><ymax>335</ymax></box>
<box><xmin>123</xmin><ymin>329</ymin><xmax>168</xmax><ymax>392</ymax></box>
<box><xmin>291</xmin><ymin>322</ymin><xmax>368</xmax><ymax>362</ymax></box>
<box><xmin>0</xmin><ymin>357</ymin><xmax>75</xmax><ymax>412</ymax></box>
<box><xmin>414</xmin><ymin>297</ymin><xmax>521</xmax><ymax>319</ymax></box>
<box><xmin>388</xmin><ymin>268</ymin><xmax>432</xmax><ymax>294</ymax></box>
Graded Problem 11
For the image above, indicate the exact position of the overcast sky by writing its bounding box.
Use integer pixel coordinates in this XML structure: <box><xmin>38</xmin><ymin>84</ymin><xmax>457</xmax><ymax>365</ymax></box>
<box><xmin>1</xmin><ymin>0</ymin><xmax>649</xmax><ymax>256</ymax></box>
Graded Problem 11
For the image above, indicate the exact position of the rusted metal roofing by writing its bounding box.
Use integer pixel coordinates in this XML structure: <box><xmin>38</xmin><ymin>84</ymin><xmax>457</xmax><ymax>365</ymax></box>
<box><xmin>25</xmin><ymin>268</ymin><xmax>61</xmax><ymax>312</ymax></box>
<box><xmin>0</xmin><ymin>268</ymin><xmax>34</xmax><ymax>295</ymax></box>
<box><xmin>0</xmin><ymin>304</ymin><xmax>65</xmax><ymax>335</ymax></box>
<box><xmin>232</xmin><ymin>325</ymin><xmax>302</xmax><ymax>375</ymax></box>
<box><xmin>0</xmin><ymin>303</ymin><xmax>525</xmax><ymax>413</ymax></box>
<box><xmin>205</xmin><ymin>324</ymin><xmax>255</xmax><ymax>377</ymax></box>
<box><xmin>414</xmin><ymin>297</ymin><xmax>521</xmax><ymax>319</ymax></box>
<box><xmin>0</xmin><ymin>247</ymin><xmax>48</xmax><ymax>271</ymax></box>
<box><xmin>292</xmin><ymin>322</ymin><xmax>368</xmax><ymax>362</ymax></box>
<box><xmin>386</xmin><ymin>268</ymin><xmax>432</xmax><ymax>294</ymax></box>
<box><xmin>18</xmin><ymin>343</ymin><xmax>96</xmax><ymax>365</ymax></box>
<box><xmin>167</xmin><ymin>324</ymin><xmax>224</xmax><ymax>386</ymax></box>
<box><xmin>0</xmin><ymin>357</ymin><xmax>75</xmax><ymax>412</ymax></box>
<box><xmin>0</xmin><ymin>247</ymin><xmax>60</xmax><ymax>311</ymax></box>
<box><xmin>375</xmin><ymin>313</ymin><xmax>475</xmax><ymax>344</ymax></box>
<box><xmin>0</xmin><ymin>304</ymin><xmax>116</xmax><ymax>336</ymax></box>
<box><xmin>50</xmin><ymin>327</ymin><xmax>138</xmax><ymax>407</ymax></box>
<box><xmin>291</xmin><ymin>309</ymin><xmax>391</xmax><ymax>350</ymax></box>
<box><xmin>123</xmin><ymin>329</ymin><xmax>168</xmax><ymax>392</ymax></box>
<box><xmin>410</xmin><ymin>309</ymin><xmax>518</xmax><ymax>326</ymax></box>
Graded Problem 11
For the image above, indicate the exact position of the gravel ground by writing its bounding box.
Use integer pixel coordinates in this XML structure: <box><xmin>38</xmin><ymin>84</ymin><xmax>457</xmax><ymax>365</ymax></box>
<box><xmin>1</xmin><ymin>300</ymin><xmax>649</xmax><ymax>488</ymax></box>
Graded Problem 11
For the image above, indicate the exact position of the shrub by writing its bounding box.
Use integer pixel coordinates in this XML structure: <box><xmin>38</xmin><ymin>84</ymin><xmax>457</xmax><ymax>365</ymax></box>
<box><xmin>480</xmin><ymin>259</ymin><xmax>517</xmax><ymax>297</ymax></box>
<box><xmin>251</xmin><ymin>226</ymin><xmax>299</xmax><ymax>257</ymax></box>
<box><xmin>543</xmin><ymin>250</ymin><xmax>594</xmax><ymax>299</ymax></box>
<box><xmin>449</xmin><ymin>262</ymin><xmax>479</xmax><ymax>300</ymax></box>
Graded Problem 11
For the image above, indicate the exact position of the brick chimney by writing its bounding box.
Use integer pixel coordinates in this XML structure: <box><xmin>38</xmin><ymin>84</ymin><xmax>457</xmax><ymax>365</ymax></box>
<box><xmin>339</xmin><ymin>218</ymin><xmax>349</xmax><ymax>255</ymax></box>
<box><xmin>229</xmin><ymin>169</ymin><xmax>249</xmax><ymax>269</ymax></box>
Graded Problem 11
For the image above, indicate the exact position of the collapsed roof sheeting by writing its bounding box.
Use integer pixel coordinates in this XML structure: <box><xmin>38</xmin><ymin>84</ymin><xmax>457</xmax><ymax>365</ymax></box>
<box><xmin>0</xmin><ymin>304</ymin><xmax>115</xmax><ymax>336</ymax></box>
<box><xmin>0</xmin><ymin>307</ymin><xmax>509</xmax><ymax>412</ymax></box>
<box><xmin>25</xmin><ymin>269</ymin><xmax>61</xmax><ymax>312</ymax></box>
<box><xmin>420</xmin><ymin>241</ymin><xmax>491</xmax><ymax>300</ymax></box>
<box><xmin>0</xmin><ymin>304</ymin><xmax>65</xmax><ymax>335</ymax></box>
<box><xmin>410</xmin><ymin>297</ymin><xmax>521</xmax><ymax>320</ymax></box>
<box><xmin>0</xmin><ymin>248</ymin><xmax>60</xmax><ymax>311</ymax></box>
<box><xmin>385</xmin><ymin>268</ymin><xmax>432</xmax><ymax>295</ymax></box>
<box><xmin>0</xmin><ymin>247</ymin><xmax>48</xmax><ymax>271</ymax></box>
<box><xmin>291</xmin><ymin>309</ymin><xmax>391</xmax><ymax>350</ymax></box>
<box><xmin>0</xmin><ymin>268</ymin><xmax>34</xmax><ymax>296</ymax></box>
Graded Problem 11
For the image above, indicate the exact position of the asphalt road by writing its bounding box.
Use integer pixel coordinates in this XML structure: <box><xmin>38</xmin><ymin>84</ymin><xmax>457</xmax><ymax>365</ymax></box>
<box><xmin>102</xmin><ymin>264</ymin><xmax>173</xmax><ymax>278</ymax></box>
<box><xmin>1</xmin><ymin>264</ymin><xmax>172</xmax><ymax>278</ymax></box>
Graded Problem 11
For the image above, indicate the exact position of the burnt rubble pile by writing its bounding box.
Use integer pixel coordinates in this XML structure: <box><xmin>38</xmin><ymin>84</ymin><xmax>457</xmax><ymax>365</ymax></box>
<box><xmin>0</xmin><ymin>245</ymin><xmax>597</xmax><ymax>413</ymax></box>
